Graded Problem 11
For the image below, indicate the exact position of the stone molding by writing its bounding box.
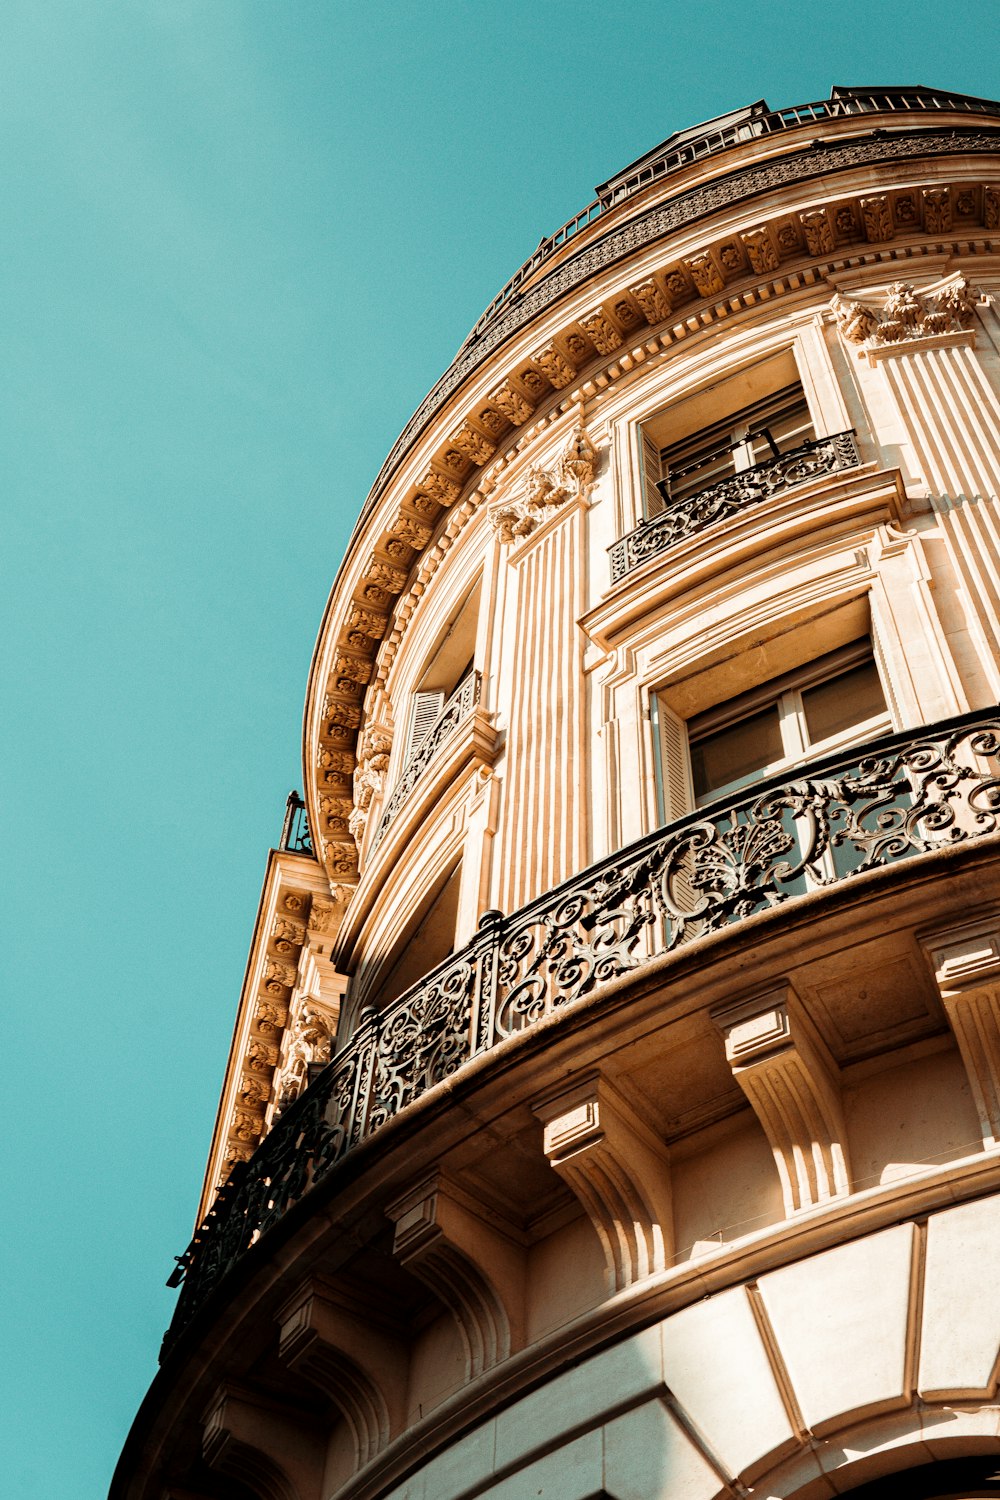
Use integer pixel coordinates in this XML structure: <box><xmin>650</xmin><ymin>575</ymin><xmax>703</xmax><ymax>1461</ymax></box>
<box><xmin>831</xmin><ymin>271</ymin><xmax>982</xmax><ymax>363</ymax></box>
<box><xmin>534</xmin><ymin>1075</ymin><xmax>673</xmax><ymax>1293</ymax></box>
<box><xmin>368</xmin><ymin>132</ymin><xmax>1000</xmax><ymax>509</ymax></box>
<box><xmin>307</xmin><ymin>158</ymin><xmax>999</xmax><ymax>870</ymax></box>
<box><xmin>713</xmin><ymin>985</ymin><xmax>850</xmax><ymax>1215</ymax></box>
<box><xmin>487</xmin><ymin>422</ymin><xmax>598</xmax><ymax>546</ymax></box>
<box><xmin>202</xmin><ymin>1386</ymin><xmax>324</xmax><ymax>1500</ymax></box>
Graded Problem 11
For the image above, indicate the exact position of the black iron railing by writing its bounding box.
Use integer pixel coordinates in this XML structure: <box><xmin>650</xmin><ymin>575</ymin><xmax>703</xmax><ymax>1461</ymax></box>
<box><xmin>369</xmin><ymin>672</ymin><xmax>482</xmax><ymax>852</ymax></box>
<box><xmin>459</xmin><ymin>89</ymin><xmax>996</xmax><ymax>352</ymax></box>
<box><xmin>165</xmin><ymin>709</ymin><xmax>1000</xmax><ymax>1348</ymax></box>
<box><xmin>609</xmin><ymin>431</ymin><xmax>861</xmax><ymax>582</ymax></box>
<box><xmin>279</xmin><ymin>791</ymin><xmax>313</xmax><ymax>855</ymax></box>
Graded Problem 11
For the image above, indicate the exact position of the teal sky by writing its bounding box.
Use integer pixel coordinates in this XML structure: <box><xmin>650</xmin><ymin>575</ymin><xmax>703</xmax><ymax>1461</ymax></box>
<box><xmin>3</xmin><ymin>4</ymin><xmax>998</xmax><ymax>1495</ymax></box>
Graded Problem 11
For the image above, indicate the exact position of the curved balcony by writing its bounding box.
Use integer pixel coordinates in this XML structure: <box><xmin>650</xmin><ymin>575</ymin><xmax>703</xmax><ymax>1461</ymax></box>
<box><xmin>609</xmin><ymin>430</ymin><xmax>861</xmax><ymax>582</ymax></box>
<box><xmin>165</xmin><ymin>707</ymin><xmax>1000</xmax><ymax>1347</ymax></box>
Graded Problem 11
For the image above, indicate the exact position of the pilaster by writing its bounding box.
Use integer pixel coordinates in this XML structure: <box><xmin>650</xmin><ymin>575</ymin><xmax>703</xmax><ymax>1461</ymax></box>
<box><xmin>491</xmin><ymin>422</ymin><xmax>596</xmax><ymax>912</ymax></box>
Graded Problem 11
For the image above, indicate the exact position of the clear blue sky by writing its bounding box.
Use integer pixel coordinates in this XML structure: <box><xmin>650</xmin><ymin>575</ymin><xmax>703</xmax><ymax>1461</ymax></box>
<box><xmin>2</xmin><ymin>3</ymin><xmax>997</xmax><ymax>1495</ymax></box>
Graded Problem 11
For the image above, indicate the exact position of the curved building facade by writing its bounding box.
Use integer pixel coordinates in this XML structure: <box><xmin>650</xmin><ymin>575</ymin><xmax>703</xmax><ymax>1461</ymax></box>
<box><xmin>116</xmin><ymin>86</ymin><xmax>1000</xmax><ymax>1500</ymax></box>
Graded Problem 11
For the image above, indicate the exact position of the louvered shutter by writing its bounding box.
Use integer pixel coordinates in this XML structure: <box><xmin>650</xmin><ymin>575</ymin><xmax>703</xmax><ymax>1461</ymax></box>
<box><xmin>405</xmin><ymin>690</ymin><xmax>445</xmax><ymax>760</ymax></box>
<box><xmin>640</xmin><ymin>428</ymin><xmax>666</xmax><ymax>518</ymax></box>
<box><xmin>655</xmin><ymin>700</ymin><xmax>700</xmax><ymax>920</ymax></box>
<box><xmin>656</xmin><ymin>701</ymin><xmax>694</xmax><ymax>823</ymax></box>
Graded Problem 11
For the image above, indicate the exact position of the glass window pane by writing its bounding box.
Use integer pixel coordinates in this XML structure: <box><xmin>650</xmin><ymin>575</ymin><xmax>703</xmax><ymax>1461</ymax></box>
<box><xmin>801</xmin><ymin>660</ymin><xmax>887</xmax><ymax>746</ymax></box>
<box><xmin>691</xmin><ymin>704</ymin><xmax>784</xmax><ymax>802</ymax></box>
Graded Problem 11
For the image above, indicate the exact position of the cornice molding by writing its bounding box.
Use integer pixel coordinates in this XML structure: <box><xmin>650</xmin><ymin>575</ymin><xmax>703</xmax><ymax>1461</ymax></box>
<box><xmin>367</xmin><ymin>129</ymin><xmax>1000</xmax><ymax>512</ymax></box>
<box><xmin>307</xmin><ymin>155</ymin><xmax>1000</xmax><ymax>873</ymax></box>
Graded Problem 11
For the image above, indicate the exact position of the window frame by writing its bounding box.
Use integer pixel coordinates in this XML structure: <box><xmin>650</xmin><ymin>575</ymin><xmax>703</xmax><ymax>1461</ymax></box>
<box><xmin>654</xmin><ymin>641</ymin><xmax>895</xmax><ymax>822</ymax></box>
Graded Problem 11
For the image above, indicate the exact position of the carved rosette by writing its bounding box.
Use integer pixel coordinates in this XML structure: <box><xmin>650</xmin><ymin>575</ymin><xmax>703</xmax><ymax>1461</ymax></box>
<box><xmin>488</xmin><ymin>425</ymin><xmax>599</xmax><ymax>546</ymax></box>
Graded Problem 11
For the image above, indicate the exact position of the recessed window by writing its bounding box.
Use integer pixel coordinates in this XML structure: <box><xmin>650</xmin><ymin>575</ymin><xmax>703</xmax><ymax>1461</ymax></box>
<box><xmin>400</xmin><ymin>580</ymin><xmax>480</xmax><ymax>765</ymax></box>
<box><xmin>660</xmin><ymin>383</ymin><xmax>813</xmax><ymax>508</ymax></box>
<box><xmin>639</xmin><ymin>350</ymin><xmax>814</xmax><ymax>518</ymax></box>
<box><xmin>688</xmin><ymin>648</ymin><xmax>889</xmax><ymax>805</ymax></box>
<box><xmin>656</xmin><ymin>642</ymin><xmax>893</xmax><ymax>821</ymax></box>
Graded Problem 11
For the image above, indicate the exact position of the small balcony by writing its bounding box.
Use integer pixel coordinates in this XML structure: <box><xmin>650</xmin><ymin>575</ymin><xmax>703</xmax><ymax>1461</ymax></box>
<box><xmin>369</xmin><ymin>671</ymin><xmax>482</xmax><ymax>852</ymax></box>
<box><xmin>609</xmin><ymin>430</ymin><xmax>861</xmax><ymax>582</ymax></box>
<box><xmin>164</xmin><ymin>708</ymin><xmax>1000</xmax><ymax>1342</ymax></box>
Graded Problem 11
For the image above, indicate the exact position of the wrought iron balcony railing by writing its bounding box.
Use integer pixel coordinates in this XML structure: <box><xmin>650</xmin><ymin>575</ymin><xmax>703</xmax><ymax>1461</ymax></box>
<box><xmin>165</xmin><ymin>708</ymin><xmax>1000</xmax><ymax>1348</ymax></box>
<box><xmin>278</xmin><ymin>790</ymin><xmax>313</xmax><ymax>855</ymax></box>
<box><xmin>609</xmin><ymin>431</ymin><xmax>861</xmax><ymax>583</ymax></box>
<box><xmin>369</xmin><ymin>672</ymin><xmax>482</xmax><ymax>853</ymax></box>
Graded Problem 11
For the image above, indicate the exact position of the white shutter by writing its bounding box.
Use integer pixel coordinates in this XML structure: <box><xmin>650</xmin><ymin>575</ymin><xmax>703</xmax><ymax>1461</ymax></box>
<box><xmin>655</xmin><ymin>700</ymin><xmax>694</xmax><ymax>823</ymax></box>
<box><xmin>654</xmin><ymin>699</ymin><xmax>700</xmax><ymax>921</ymax></box>
<box><xmin>405</xmin><ymin>690</ymin><xmax>445</xmax><ymax>760</ymax></box>
<box><xmin>640</xmin><ymin>427</ymin><xmax>666</xmax><ymax>518</ymax></box>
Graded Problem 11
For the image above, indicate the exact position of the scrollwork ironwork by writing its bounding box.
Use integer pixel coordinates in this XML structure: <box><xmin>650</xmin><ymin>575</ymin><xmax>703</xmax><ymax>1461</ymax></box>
<box><xmin>609</xmin><ymin>432</ymin><xmax>861</xmax><ymax>581</ymax></box>
<box><xmin>165</xmin><ymin>710</ymin><xmax>1000</xmax><ymax>1349</ymax></box>
<box><xmin>369</xmin><ymin>673</ymin><xmax>481</xmax><ymax>851</ymax></box>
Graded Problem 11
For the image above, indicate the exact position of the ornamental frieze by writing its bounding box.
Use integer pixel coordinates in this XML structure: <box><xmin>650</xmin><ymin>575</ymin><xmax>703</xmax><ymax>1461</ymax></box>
<box><xmin>312</xmin><ymin>140</ymin><xmax>1000</xmax><ymax>873</ymax></box>
<box><xmin>367</xmin><ymin>129</ymin><xmax>1000</xmax><ymax>504</ymax></box>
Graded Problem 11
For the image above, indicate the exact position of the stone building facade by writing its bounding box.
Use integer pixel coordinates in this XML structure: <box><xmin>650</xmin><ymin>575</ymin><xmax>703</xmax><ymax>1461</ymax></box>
<box><xmin>115</xmin><ymin>87</ymin><xmax>1000</xmax><ymax>1500</ymax></box>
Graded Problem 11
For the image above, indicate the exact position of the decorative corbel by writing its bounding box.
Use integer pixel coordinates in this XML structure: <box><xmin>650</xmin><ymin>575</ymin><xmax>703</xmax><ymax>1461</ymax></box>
<box><xmin>386</xmin><ymin>1173</ymin><xmax>525</xmax><ymax>1379</ymax></box>
<box><xmin>277</xmin><ymin>1279</ymin><xmax>408</xmax><ymax>1470</ymax></box>
<box><xmin>533</xmin><ymin>1074</ymin><xmax>672</xmax><ymax>1293</ymax></box>
<box><xmin>921</xmin><ymin>914</ymin><xmax>1000</xmax><ymax>1147</ymax></box>
<box><xmin>712</xmin><ymin>985</ymin><xmax>850</xmax><ymax>1215</ymax></box>
<box><xmin>202</xmin><ymin>1385</ymin><xmax>324</xmax><ymax>1500</ymax></box>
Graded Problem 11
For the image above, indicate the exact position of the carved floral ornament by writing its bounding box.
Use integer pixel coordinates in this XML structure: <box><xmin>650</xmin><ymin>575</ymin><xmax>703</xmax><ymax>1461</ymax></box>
<box><xmin>831</xmin><ymin>275</ymin><xmax>983</xmax><ymax>356</ymax></box>
<box><xmin>488</xmin><ymin>425</ymin><xmax>599</xmax><ymax>544</ymax></box>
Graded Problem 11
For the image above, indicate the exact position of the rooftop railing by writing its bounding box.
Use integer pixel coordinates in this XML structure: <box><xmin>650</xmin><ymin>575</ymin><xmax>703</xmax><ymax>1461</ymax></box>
<box><xmin>609</xmin><ymin>431</ymin><xmax>861</xmax><ymax>582</ymax></box>
<box><xmin>458</xmin><ymin>89</ymin><xmax>997</xmax><ymax>352</ymax></box>
<box><xmin>164</xmin><ymin>707</ymin><xmax>1000</xmax><ymax>1349</ymax></box>
<box><xmin>278</xmin><ymin>790</ymin><xmax>313</xmax><ymax>856</ymax></box>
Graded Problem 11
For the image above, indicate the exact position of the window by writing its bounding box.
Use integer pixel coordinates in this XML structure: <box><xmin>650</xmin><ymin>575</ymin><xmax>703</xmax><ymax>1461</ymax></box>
<box><xmin>639</xmin><ymin>351</ymin><xmax>814</xmax><ymax>519</ymax></box>
<box><xmin>656</xmin><ymin>642</ymin><xmax>892</xmax><ymax>818</ymax></box>
<box><xmin>659</xmin><ymin>383</ymin><xmax>813</xmax><ymax>508</ymax></box>
<box><xmin>399</xmin><ymin>580</ymin><xmax>480</xmax><ymax>764</ymax></box>
<box><xmin>370</xmin><ymin>861</ymin><xmax>463</xmax><ymax>1010</ymax></box>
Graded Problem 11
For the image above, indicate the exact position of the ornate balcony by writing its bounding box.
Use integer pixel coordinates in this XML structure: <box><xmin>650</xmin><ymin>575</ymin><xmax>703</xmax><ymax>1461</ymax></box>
<box><xmin>369</xmin><ymin>671</ymin><xmax>482</xmax><ymax>852</ymax></box>
<box><xmin>165</xmin><ymin>708</ymin><xmax>1000</xmax><ymax>1345</ymax></box>
<box><xmin>609</xmin><ymin>430</ymin><xmax>861</xmax><ymax>582</ymax></box>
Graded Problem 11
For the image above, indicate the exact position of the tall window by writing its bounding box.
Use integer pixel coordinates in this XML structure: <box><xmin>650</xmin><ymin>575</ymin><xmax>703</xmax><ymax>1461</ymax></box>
<box><xmin>399</xmin><ymin>579</ymin><xmax>480</xmax><ymax>765</ymax></box>
<box><xmin>656</xmin><ymin>642</ymin><xmax>893</xmax><ymax>820</ymax></box>
<box><xmin>639</xmin><ymin>351</ymin><xmax>814</xmax><ymax>519</ymax></box>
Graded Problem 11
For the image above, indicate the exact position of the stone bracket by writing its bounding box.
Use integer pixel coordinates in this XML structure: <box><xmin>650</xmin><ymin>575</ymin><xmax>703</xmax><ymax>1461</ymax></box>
<box><xmin>921</xmin><ymin>914</ymin><xmax>1000</xmax><ymax>1147</ymax></box>
<box><xmin>202</xmin><ymin>1385</ymin><xmax>324</xmax><ymax>1500</ymax></box>
<box><xmin>713</xmin><ymin>985</ymin><xmax>850</xmax><ymax>1216</ymax></box>
<box><xmin>277</xmin><ymin>1278</ymin><xmax>409</xmax><ymax>1470</ymax></box>
<box><xmin>386</xmin><ymin>1173</ymin><xmax>525</xmax><ymax>1380</ymax></box>
<box><xmin>533</xmin><ymin>1074</ymin><xmax>673</xmax><ymax>1293</ymax></box>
